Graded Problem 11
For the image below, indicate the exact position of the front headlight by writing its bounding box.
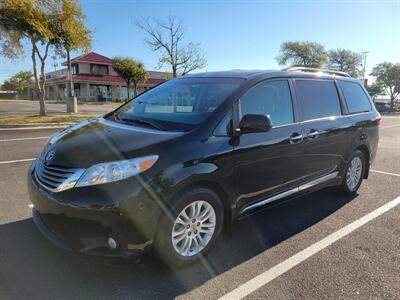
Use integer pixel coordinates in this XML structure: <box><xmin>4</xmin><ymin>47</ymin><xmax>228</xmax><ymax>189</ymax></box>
<box><xmin>75</xmin><ymin>155</ymin><xmax>159</xmax><ymax>187</ymax></box>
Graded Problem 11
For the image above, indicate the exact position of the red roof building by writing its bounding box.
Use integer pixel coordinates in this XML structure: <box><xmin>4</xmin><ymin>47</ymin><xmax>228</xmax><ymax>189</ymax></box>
<box><xmin>26</xmin><ymin>52</ymin><xmax>170</xmax><ymax>102</ymax></box>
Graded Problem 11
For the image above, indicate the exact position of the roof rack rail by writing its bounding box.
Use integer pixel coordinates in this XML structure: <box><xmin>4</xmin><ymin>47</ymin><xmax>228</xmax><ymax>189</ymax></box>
<box><xmin>282</xmin><ymin>67</ymin><xmax>351</xmax><ymax>78</ymax></box>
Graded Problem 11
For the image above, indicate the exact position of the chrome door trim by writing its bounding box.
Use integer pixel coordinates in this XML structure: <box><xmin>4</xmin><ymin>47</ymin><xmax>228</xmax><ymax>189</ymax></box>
<box><xmin>239</xmin><ymin>171</ymin><xmax>339</xmax><ymax>214</ymax></box>
<box><xmin>297</xmin><ymin>171</ymin><xmax>338</xmax><ymax>191</ymax></box>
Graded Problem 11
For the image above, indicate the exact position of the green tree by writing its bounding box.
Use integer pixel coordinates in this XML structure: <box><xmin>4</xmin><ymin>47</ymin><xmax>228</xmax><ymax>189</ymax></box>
<box><xmin>370</xmin><ymin>62</ymin><xmax>400</xmax><ymax>111</ymax></box>
<box><xmin>136</xmin><ymin>15</ymin><xmax>207</xmax><ymax>77</ymax></box>
<box><xmin>52</xmin><ymin>0</ymin><xmax>92</xmax><ymax>113</ymax></box>
<box><xmin>277</xmin><ymin>41</ymin><xmax>327</xmax><ymax>68</ymax></box>
<box><xmin>1</xmin><ymin>71</ymin><xmax>33</xmax><ymax>94</ymax></box>
<box><xmin>112</xmin><ymin>57</ymin><xmax>148</xmax><ymax>101</ymax></box>
<box><xmin>0</xmin><ymin>0</ymin><xmax>91</xmax><ymax>115</ymax></box>
<box><xmin>366</xmin><ymin>83</ymin><xmax>384</xmax><ymax>98</ymax></box>
<box><xmin>326</xmin><ymin>49</ymin><xmax>362</xmax><ymax>77</ymax></box>
<box><xmin>0</xmin><ymin>0</ymin><xmax>56</xmax><ymax>115</ymax></box>
<box><xmin>0</xmin><ymin>28</ymin><xmax>24</xmax><ymax>60</ymax></box>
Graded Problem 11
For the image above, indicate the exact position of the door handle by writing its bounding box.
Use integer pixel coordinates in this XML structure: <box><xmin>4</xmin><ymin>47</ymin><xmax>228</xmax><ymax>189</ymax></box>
<box><xmin>306</xmin><ymin>129</ymin><xmax>320</xmax><ymax>139</ymax></box>
<box><xmin>289</xmin><ymin>133</ymin><xmax>303</xmax><ymax>144</ymax></box>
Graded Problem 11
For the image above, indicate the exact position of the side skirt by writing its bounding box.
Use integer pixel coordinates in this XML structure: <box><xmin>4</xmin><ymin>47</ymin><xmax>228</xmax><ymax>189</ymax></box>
<box><xmin>239</xmin><ymin>171</ymin><xmax>339</xmax><ymax>215</ymax></box>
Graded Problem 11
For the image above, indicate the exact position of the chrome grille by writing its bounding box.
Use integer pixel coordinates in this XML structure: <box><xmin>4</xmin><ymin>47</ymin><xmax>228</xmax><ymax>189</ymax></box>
<box><xmin>34</xmin><ymin>152</ymin><xmax>85</xmax><ymax>192</ymax></box>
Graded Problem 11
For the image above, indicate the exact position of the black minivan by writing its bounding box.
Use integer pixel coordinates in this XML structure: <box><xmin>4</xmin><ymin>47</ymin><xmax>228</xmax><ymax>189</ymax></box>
<box><xmin>29</xmin><ymin>67</ymin><xmax>380</xmax><ymax>266</ymax></box>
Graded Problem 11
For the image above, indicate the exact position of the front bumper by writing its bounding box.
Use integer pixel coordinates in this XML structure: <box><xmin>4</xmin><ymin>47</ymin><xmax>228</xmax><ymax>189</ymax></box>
<box><xmin>28</xmin><ymin>168</ymin><xmax>162</xmax><ymax>257</ymax></box>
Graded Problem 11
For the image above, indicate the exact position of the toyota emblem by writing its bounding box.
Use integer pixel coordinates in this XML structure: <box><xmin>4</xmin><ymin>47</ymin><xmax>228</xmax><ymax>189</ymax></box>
<box><xmin>45</xmin><ymin>149</ymin><xmax>56</xmax><ymax>162</ymax></box>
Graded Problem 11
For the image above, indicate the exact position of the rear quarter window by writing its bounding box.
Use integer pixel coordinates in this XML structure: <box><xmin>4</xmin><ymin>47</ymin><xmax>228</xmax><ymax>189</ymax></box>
<box><xmin>295</xmin><ymin>80</ymin><xmax>342</xmax><ymax>121</ymax></box>
<box><xmin>339</xmin><ymin>81</ymin><xmax>372</xmax><ymax>114</ymax></box>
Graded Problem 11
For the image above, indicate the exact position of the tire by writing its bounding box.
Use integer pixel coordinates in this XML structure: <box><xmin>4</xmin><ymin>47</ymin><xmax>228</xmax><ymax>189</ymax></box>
<box><xmin>153</xmin><ymin>188</ymin><xmax>224</xmax><ymax>268</ymax></box>
<box><xmin>338</xmin><ymin>150</ymin><xmax>366</xmax><ymax>195</ymax></box>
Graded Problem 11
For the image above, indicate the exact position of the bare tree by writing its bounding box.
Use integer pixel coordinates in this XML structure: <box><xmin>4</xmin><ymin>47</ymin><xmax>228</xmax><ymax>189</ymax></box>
<box><xmin>136</xmin><ymin>15</ymin><xmax>206</xmax><ymax>77</ymax></box>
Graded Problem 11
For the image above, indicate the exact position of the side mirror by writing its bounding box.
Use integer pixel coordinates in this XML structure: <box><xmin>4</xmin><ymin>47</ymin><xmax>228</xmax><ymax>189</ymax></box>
<box><xmin>239</xmin><ymin>114</ymin><xmax>272</xmax><ymax>134</ymax></box>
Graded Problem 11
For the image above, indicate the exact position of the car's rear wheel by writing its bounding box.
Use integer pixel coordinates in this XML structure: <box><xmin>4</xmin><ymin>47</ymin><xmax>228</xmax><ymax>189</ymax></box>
<box><xmin>154</xmin><ymin>188</ymin><xmax>224</xmax><ymax>267</ymax></box>
<box><xmin>338</xmin><ymin>150</ymin><xmax>366</xmax><ymax>195</ymax></box>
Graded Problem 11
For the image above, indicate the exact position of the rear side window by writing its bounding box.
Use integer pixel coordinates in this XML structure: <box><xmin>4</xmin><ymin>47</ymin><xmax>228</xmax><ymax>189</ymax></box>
<box><xmin>339</xmin><ymin>81</ymin><xmax>372</xmax><ymax>114</ymax></box>
<box><xmin>240</xmin><ymin>80</ymin><xmax>294</xmax><ymax>127</ymax></box>
<box><xmin>296</xmin><ymin>80</ymin><xmax>342</xmax><ymax>121</ymax></box>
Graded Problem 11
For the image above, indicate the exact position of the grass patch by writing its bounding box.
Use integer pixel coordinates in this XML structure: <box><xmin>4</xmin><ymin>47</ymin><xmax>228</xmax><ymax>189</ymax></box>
<box><xmin>0</xmin><ymin>99</ymin><xmax>35</xmax><ymax>103</ymax></box>
<box><xmin>83</xmin><ymin>101</ymin><xmax>121</xmax><ymax>106</ymax></box>
<box><xmin>0</xmin><ymin>114</ymin><xmax>99</xmax><ymax>124</ymax></box>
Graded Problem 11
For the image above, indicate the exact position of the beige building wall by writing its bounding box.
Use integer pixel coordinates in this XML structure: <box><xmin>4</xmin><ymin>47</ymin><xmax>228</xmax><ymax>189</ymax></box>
<box><xmin>109</xmin><ymin>68</ymin><xmax>117</xmax><ymax>76</ymax></box>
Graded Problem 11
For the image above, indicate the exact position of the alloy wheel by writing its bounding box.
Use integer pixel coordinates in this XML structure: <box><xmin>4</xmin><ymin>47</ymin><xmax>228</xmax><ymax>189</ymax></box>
<box><xmin>171</xmin><ymin>200</ymin><xmax>216</xmax><ymax>257</ymax></box>
<box><xmin>346</xmin><ymin>156</ymin><xmax>363</xmax><ymax>191</ymax></box>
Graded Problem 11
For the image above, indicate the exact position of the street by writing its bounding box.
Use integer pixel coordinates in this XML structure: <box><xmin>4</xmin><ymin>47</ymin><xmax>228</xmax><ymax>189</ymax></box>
<box><xmin>0</xmin><ymin>116</ymin><xmax>399</xmax><ymax>299</ymax></box>
<box><xmin>0</xmin><ymin>101</ymin><xmax>117</xmax><ymax>116</ymax></box>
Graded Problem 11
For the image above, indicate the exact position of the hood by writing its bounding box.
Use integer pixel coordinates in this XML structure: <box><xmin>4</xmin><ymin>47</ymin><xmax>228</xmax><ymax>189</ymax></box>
<box><xmin>44</xmin><ymin>118</ymin><xmax>183</xmax><ymax>168</ymax></box>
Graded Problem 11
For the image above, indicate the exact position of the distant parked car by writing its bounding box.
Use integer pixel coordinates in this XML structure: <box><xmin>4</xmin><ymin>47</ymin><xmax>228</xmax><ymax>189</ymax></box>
<box><xmin>28</xmin><ymin>67</ymin><xmax>381</xmax><ymax>267</ymax></box>
<box><xmin>374</xmin><ymin>102</ymin><xmax>391</xmax><ymax>113</ymax></box>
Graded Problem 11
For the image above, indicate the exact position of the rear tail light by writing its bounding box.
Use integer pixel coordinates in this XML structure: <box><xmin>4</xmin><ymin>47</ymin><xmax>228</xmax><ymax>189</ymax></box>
<box><xmin>375</xmin><ymin>115</ymin><xmax>382</xmax><ymax>126</ymax></box>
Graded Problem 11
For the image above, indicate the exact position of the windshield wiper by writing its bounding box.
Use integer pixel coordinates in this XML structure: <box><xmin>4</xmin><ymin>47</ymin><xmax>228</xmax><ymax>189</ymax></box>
<box><xmin>120</xmin><ymin>117</ymin><xmax>168</xmax><ymax>131</ymax></box>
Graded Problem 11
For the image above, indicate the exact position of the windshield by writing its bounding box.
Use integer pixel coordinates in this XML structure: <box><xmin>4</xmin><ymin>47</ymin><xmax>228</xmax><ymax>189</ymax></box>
<box><xmin>110</xmin><ymin>77</ymin><xmax>244</xmax><ymax>131</ymax></box>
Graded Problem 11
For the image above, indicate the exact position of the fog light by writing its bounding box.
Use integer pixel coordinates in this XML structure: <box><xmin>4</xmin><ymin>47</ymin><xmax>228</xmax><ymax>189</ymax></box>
<box><xmin>107</xmin><ymin>237</ymin><xmax>118</xmax><ymax>249</ymax></box>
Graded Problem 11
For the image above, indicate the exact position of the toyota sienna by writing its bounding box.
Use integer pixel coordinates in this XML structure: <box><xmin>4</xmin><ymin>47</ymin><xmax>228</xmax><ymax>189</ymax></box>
<box><xmin>28</xmin><ymin>67</ymin><xmax>380</xmax><ymax>266</ymax></box>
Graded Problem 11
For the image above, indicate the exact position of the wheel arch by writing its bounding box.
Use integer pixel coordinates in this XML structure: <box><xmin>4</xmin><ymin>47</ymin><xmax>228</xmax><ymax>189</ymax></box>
<box><xmin>354</xmin><ymin>144</ymin><xmax>370</xmax><ymax>179</ymax></box>
<box><xmin>160</xmin><ymin>179</ymin><xmax>233</xmax><ymax>237</ymax></box>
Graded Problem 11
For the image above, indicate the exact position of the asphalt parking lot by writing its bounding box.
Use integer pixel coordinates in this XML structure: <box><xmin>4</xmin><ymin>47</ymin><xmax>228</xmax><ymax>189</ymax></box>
<box><xmin>0</xmin><ymin>116</ymin><xmax>399</xmax><ymax>299</ymax></box>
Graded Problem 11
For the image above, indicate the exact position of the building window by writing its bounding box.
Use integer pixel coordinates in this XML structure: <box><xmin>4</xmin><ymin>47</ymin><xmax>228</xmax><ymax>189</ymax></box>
<box><xmin>91</xmin><ymin>64</ymin><xmax>108</xmax><ymax>75</ymax></box>
<box><xmin>90</xmin><ymin>84</ymin><xmax>111</xmax><ymax>101</ymax></box>
<box><xmin>119</xmin><ymin>86</ymin><xmax>136</xmax><ymax>101</ymax></box>
<box><xmin>74</xmin><ymin>83</ymin><xmax>80</xmax><ymax>98</ymax></box>
<box><xmin>71</xmin><ymin>64</ymin><xmax>79</xmax><ymax>75</ymax></box>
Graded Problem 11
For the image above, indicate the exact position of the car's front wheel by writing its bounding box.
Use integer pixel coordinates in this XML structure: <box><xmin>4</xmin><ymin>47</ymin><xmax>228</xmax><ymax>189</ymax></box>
<box><xmin>154</xmin><ymin>188</ymin><xmax>224</xmax><ymax>267</ymax></box>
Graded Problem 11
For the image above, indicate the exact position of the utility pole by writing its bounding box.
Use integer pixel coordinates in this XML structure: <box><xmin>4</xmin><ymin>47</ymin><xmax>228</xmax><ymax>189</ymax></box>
<box><xmin>361</xmin><ymin>51</ymin><xmax>370</xmax><ymax>84</ymax></box>
<box><xmin>51</xmin><ymin>55</ymin><xmax>58</xmax><ymax>71</ymax></box>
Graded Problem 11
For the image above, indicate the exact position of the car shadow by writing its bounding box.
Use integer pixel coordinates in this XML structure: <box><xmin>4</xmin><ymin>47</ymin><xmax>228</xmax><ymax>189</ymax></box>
<box><xmin>0</xmin><ymin>189</ymin><xmax>356</xmax><ymax>299</ymax></box>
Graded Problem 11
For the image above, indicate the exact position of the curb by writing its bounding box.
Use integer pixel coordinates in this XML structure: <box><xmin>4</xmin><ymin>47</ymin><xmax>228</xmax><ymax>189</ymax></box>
<box><xmin>0</xmin><ymin>123</ymin><xmax>71</xmax><ymax>130</ymax></box>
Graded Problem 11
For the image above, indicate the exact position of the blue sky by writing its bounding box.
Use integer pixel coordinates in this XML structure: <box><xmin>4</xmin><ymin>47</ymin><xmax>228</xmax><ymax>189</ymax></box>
<box><xmin>1</xmin><ymin>0</ymin><xmax>399</xmax><ymax>83</ymax></box>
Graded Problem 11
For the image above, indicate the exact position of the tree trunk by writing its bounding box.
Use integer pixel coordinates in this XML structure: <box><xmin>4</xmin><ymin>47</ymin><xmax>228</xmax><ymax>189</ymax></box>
<box><xmin>390</xmin><ymin>96</ymin><xmax>395</xmax><ymax>112</ymax></box>
<box><xmin>133</xmin><ymin>81</ymin><xmax>137</xmax><ymax>97</ymax></box>
<box><xmin>31</xmin><ymin>42</ymin><xmax>46</xmax><ymax>116</ymax></box>
<box><xmin>127</xmin><ymin>80</ymin><xmax>131</xmax><ymax>102</ymax></box>
<box><xmin>39</xmin><ymin>56</ymin><xmax>47</xmax><ymax>116</ymax></box>
<box><xmin>172</xmin><ymin>65</ymin><xmax>177</xmax><ymax>78</ymax></box>
<box><xmin>37</xmin><ymin>43</ymin><xmax>50</xmax><ymax>117</ymax></box>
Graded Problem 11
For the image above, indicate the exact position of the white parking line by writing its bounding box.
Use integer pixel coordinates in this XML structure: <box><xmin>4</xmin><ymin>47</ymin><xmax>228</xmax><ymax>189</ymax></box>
<box><xmin>219</xmin><ymin>196</ymin><xmax>400</xmax><ymax>300</ymax></box>
<box><xmin>0</xmin><ymin>136</ymin><xmax>49</xmax><ymax>142</ymax></box>
<box><xmin>0</xmin><ymin>158</ymin><xmax>35</xmax><ymax>165</ymax></box>
<box><xmin>371</xmin><ymin>169</ymin><xmax>400</xmax><ymax>177</ymax></box>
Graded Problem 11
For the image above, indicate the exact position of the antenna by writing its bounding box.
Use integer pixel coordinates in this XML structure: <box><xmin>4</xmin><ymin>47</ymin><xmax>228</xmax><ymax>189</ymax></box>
<box><xmin>51</xmin><ymin>55</ymin><xmax>58</xmax><ymax>71</ymax></box>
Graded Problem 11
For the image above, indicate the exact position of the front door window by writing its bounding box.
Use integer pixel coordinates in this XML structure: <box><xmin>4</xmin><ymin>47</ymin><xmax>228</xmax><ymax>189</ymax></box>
<box><xmin>240</xmin><ymin>80</ymin><xmax>294</xmax><ymax>127</ymax></box>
